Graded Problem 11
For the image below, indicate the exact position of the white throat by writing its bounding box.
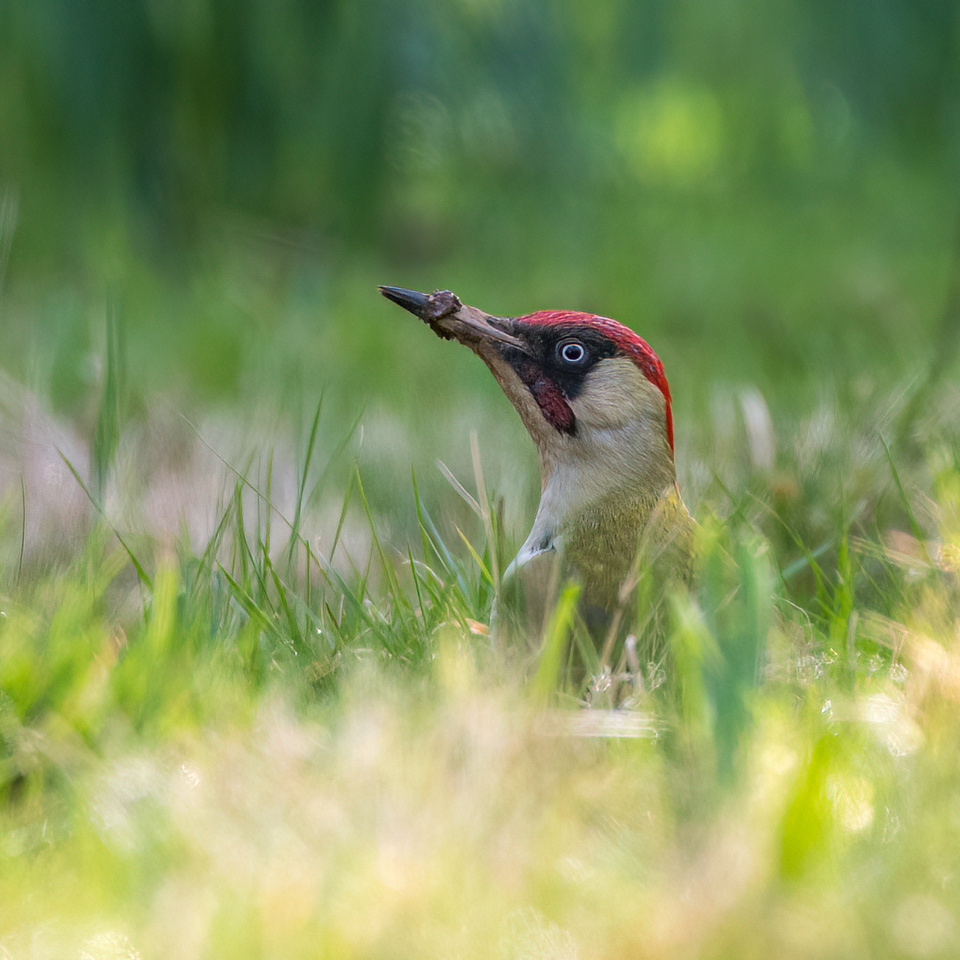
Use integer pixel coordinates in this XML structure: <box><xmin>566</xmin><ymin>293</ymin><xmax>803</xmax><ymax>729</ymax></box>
<box><xmin>516</xmin><ymin>358</ymin><xmax>676</xmax><ymax>565</ymax></box>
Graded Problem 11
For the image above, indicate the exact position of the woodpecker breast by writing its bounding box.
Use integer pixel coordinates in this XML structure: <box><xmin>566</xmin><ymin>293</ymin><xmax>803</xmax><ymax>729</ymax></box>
<box><xmin>380</xmin><ymin>286</ymin><xmax>694</xmax><ymax>658</ymax></box>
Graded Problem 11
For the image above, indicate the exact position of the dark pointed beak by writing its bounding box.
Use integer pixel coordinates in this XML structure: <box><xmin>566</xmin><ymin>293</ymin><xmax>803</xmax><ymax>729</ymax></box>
<box><xmin>378</xmin><ymin>286</ymin><xmax>432</xmax><ymax>318</ymax></box>
<box><xmin>379</xmin><ymin>285</ymin><xmax>527</xmax><ymax>350</ymax></box>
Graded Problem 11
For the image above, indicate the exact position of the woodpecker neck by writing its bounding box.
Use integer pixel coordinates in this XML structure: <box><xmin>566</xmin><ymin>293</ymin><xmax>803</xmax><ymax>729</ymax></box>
<box><xmin>515</xmin><ymin>356</ymin><xmax>677</xmax><ymax>568</ymax></box>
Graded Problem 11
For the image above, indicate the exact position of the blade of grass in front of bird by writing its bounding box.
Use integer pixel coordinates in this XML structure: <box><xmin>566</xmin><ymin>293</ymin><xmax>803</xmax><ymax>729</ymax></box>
<box><xmin>263</xmin><ymin>553</ymin><xmax>318</xmax><ymax>658</ymax></box>
<box><xmin>200</xmin><ymin>492</ymin><xmax>236</xmax><ymax>574</ymax></box>
<box><xmin>436</xmin><ymin>460</ymin><xmax>482</xmax><ymax>518</ymax></box>
<box><xmin>570</xmin><ymin>615</ymin><xmax>602</xmax><ymax>689</ymax></box>
<box><xmin>407</xmin><ymin>546</ymin><xmax>428</xmax><ymax>621</ymax></box>
<box><xmin>411</xmin><ymin>468</ymin><xmax>433</xmax><ymax>566</ymax></box>
<box><xmin>287</xmin><ymin>396</ymin><xmax>323</xmax><ymax>570</ymax></box>
<box><xmin>413</xmin><ymin>478</ymin><xmax>459</xmax><ymax>581</ymax></box>
<box><xmin>354</xmin><ymin>468</ymin><xmax>402</xmax><ymax>602</ymax></box>
<box><xmin>217</xmin><ymin>563</ymin><xmax>274</xmax><ymax>636</ymax></box>
<box><xmin>326</xmin><ymin>469</ymin><xmax>356</xmax><ymax>568</ymax></box>
<box><xmin>262</xmin><ymin>448</ymin><xmax>274</xmax><ymax>561</ymax></box>
<box><xmin>470</xmin><ymin>431</ymin><xmax>501</xmax><ymax>592</ymax></box>
<box><xmin>532</xmin><ymin>581</ymin><xmax>581</xmax><ymax>703</ymax></box>
<box><xmin>455</xmin><ymin>526</ymin><xmax>494</xmax><ymax>590</ymax></box>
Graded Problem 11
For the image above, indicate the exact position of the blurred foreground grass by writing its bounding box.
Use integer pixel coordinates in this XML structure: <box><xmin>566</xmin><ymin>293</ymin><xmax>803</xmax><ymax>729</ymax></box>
<box><xmin>2</xmin><ymin>537</ymin><xmax>960</xmax><ymax>959</ymax></box>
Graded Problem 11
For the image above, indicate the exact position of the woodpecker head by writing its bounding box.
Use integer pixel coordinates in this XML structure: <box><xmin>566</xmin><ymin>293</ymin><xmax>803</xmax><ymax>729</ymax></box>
<box><xmin>380</xmin><ymin>286</ymin><xmax>677</xmax><ymax>516</ymax></box>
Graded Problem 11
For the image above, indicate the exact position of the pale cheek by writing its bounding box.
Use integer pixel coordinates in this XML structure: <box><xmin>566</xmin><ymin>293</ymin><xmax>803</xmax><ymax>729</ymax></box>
<box><xmin>570</xmin><ymin>361</ymin><xmax>664</xmax><ymax>432</ymax></box>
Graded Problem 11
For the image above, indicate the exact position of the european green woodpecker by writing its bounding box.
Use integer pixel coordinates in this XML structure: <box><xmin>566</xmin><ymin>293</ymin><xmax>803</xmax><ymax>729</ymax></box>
<box><xmin>380</xmin><ymin>286</ymin><xmax>693</xmax><ymax>667</ymax></box>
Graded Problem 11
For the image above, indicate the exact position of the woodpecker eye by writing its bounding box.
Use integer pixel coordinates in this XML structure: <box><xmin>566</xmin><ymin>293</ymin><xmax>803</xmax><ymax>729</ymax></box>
<box><xmin>557</xmin><ymin>340</ymin><xmax>588</xmax><ymax>366</ymax></box>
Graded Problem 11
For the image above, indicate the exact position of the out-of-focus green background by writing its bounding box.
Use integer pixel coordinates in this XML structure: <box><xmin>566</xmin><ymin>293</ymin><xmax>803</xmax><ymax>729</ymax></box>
<box><xmin>2</xmin><ymin>0</ymin><xmax>958</xmax><ymax>430</ymax></box>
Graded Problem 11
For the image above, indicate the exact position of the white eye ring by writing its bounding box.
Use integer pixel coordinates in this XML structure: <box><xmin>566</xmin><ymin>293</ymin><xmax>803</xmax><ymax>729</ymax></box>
<box><xmin>559</xmin><ymin>341</ymin><xmax>586</xmax><ymax>364</ymax></box>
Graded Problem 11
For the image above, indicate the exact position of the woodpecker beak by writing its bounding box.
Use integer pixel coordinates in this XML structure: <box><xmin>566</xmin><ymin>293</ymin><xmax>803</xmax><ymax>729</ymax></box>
<box><xmin>380</xmin><ymin>284</ymin><xmax>582</xmax><ymax>443</ymax></box>
<box><xmin>379</xmin><ymin>286</ymin><xmax>526</xmax><ymax>351</ymax></box>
